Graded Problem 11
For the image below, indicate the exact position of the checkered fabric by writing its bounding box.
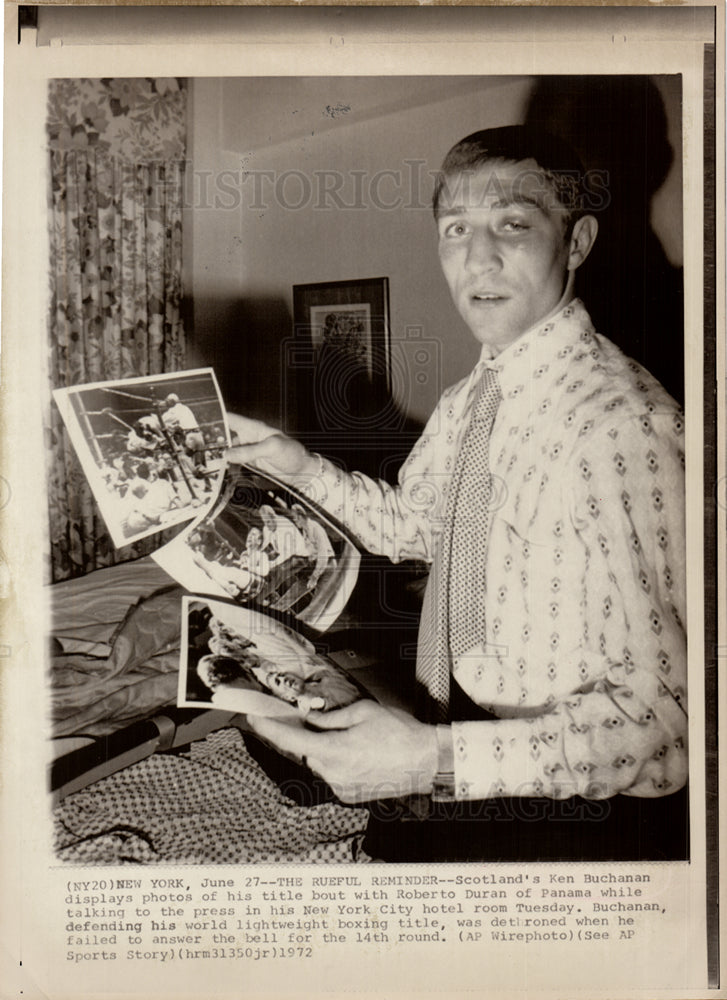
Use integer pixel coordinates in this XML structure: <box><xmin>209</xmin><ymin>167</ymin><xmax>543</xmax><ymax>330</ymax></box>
<box><xmin>53</xmin><ymin>729</ymin><xmax>370</xmax><ymax>864</ymax></box>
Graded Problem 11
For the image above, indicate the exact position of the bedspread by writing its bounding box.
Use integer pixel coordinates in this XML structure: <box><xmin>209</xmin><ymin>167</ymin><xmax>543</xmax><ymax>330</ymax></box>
<box><xmin>50</xmin><ymin>557</ymin><xmax>176</xmax><ymax>655</ymax></box>
<box><xmin>54</xmin><ymin>729</ymin><xmax>370</xmax><ymax>863</ymax></box>
<box><xmin>50</xmin><ymin>559</ymin><xmax>185</xmax><ymax>736</ymax></box>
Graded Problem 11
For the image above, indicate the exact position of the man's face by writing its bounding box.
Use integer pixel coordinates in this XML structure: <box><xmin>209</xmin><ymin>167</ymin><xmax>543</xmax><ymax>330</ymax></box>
<box><xmin>436</xmin><ymin>159</ymin><xmax>573</xmax><ymax>354</ymax></box>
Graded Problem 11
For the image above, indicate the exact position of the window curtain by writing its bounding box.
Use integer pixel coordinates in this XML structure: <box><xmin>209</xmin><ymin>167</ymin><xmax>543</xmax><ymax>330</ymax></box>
<box><xmin>46</xmin><ymin>78</ymin><xmax>187</xmax><ymax>581</ymax></box>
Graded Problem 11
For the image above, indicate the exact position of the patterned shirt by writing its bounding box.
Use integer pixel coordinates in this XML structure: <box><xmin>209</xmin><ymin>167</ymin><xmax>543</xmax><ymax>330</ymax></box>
<box><xmin>310</xmin><ymin>300</ymin><xmax>687</xmax><ymax>801</ymax></box>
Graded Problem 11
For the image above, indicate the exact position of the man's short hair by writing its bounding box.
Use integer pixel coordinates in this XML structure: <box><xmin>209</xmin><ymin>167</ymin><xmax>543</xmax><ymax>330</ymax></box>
<box><xmin>432</xmin><ymin>124</ymin><xmax>589</xmax><ymax>235</ymax></box>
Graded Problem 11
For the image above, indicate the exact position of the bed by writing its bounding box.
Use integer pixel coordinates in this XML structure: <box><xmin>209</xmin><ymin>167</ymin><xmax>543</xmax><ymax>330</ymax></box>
<box><xmin>48</xmin><ymin>557</ymin><xmax>373</xmax><ymax>864</ymax></box>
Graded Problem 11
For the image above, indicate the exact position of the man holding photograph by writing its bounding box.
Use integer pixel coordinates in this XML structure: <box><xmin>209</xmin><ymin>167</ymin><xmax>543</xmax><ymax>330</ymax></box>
<box><xmin>227</xmin><ymin>125</ymin><xmax>687</xmax><ymax>862</ymax></box>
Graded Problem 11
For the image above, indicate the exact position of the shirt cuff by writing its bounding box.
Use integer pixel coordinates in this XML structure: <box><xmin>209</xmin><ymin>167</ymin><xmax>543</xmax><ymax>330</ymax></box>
<box><xmin>299</xmin><ymin>454</ymin><xmax>346</xmax><ymax>514</ymax></box>
<box><xmin>451</xmin><ymin>718</ymin><xmax>533</xmax><ymax>799</ymax></box>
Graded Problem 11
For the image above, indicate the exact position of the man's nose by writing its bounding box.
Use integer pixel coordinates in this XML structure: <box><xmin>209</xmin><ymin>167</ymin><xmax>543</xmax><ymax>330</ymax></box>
<box><xmin>465</xmin><ymin>230</ymin><xmax>501</xmax><ymax>273</ymax></box>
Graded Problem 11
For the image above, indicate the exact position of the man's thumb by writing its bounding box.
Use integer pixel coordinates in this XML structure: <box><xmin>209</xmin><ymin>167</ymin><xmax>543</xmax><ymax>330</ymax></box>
<box><xmin>305</xmin><ymin>700</ymin><xmax>376</xmax><ymax>730</ymax></box>
<box><xmin>225</xmin><ymin>441</ymin><xmax>278</xmax><ymax>470</ymax></box>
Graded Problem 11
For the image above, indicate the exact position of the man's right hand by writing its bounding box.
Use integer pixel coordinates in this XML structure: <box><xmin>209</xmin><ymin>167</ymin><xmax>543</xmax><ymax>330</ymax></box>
<box><xmin>226</xmin><ymin>413</ymin><xmax>319</xmax><ymax>480</ymax></box>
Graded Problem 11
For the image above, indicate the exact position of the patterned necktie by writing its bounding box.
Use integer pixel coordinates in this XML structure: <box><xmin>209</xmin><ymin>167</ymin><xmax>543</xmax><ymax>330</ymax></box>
<box><xmin>416</xmin><ymin>367</ymin><xmax>502</xmax><ymax>722</ymax></box>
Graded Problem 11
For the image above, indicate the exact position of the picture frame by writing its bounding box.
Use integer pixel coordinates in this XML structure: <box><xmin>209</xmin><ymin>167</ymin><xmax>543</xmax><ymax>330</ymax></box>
<box><xmin>293</xmin><ymin>277</ymin><xmax>391</xmax><ymax>393</ymax></box>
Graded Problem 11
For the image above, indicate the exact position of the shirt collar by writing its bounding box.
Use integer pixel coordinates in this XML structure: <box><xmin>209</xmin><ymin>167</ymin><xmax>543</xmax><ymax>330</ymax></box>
<box><xmin>472</xmin><ymin>297</ymin><xmax>595</xmax><ymax>400</ymax></box>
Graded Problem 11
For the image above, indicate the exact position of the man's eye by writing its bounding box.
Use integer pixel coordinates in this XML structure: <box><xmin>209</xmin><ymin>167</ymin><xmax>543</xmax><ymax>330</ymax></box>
<box><xmin>443</xmin><ymin>222</ymin><xmax>468</xmax><ymax>237</ymax></box>
<box><xmin>503</xmin><ymin>220</ymin><xmax>528</xmax><ymax>233</ymax></box>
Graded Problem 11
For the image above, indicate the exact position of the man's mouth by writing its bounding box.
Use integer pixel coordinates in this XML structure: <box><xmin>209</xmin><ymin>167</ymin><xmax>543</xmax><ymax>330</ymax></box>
<box><xmin>471</xmin><ymin>292</ymin><xmax>506</xmax><ymax>302</ymax></box>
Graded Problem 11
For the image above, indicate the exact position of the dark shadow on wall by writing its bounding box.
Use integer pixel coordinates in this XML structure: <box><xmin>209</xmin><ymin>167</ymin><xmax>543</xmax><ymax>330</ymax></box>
<box><xmin>297</xmin><ymin>340</ymin><xmax>425</xmax><ymax>479</ymax></box>
<box><xmin>525</xmin><ymin>76</ymin><xmax>684</xmax><ymax>405</ymax></box>
<box><xmin>188</xmin><ymin>295</ymin><xmax>295</xmax><ymax>428</ymax></box>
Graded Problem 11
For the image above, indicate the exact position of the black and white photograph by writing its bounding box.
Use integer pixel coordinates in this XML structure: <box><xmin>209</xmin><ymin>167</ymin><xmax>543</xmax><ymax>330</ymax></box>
<box><xmin>152</xmin><ymin>463</ymin><xmax>361</xmax><ymax>630</ymax></box>
<box><xmin>1</xmin><ymin>5</ymin><xmax>722</xmax><ymax>998</ymax></box>
<box><xmin>53</xmin><ymin>369</ymin><xmax>229</xmax><ymax>547</ymax></box>
<box><xmin>179</xmin><ymin>596</ymin><xmax>366</xmax><ymax>717</ymax></box>
<box><xmin>44</xmin><ymin>68</ymin><xmax>692</xmax><ymax>867</ymax></box>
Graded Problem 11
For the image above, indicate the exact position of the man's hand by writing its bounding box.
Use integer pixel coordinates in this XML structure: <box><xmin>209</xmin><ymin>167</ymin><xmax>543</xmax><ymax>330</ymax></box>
<box><xmin>246</xmin><ymin>700</ymin><xmax>438</xmax><ymax>803</ymax></box>
<box><xmin>226</xmin><ymin>413</ymin><xmax>319</xmax><ymax>480</ymax></box>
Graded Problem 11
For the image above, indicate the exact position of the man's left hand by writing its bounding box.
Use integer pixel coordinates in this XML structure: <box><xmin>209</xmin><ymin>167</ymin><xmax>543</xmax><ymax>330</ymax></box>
<box><xmin>246</xmin><ymin>700</ymin><xmax>438</xmax><ymax>803</ymax></box>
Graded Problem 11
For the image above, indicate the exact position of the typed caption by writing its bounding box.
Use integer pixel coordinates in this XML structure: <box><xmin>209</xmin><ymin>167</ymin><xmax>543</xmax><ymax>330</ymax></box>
<box><xmin>64</xmin><ymin>868</ymin><xmax>666</xmax><ymax>965</ymax></box>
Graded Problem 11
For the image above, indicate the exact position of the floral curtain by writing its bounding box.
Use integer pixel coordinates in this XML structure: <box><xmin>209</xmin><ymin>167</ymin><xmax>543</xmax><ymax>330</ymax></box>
<box><xmin>46</xmin><ymin>78</ymin><xmax>187</xmax><ymax>581</ymax></box>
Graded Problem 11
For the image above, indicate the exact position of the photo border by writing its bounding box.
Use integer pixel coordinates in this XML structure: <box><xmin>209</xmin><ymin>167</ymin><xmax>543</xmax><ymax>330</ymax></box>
<box><xmin>0</xmin><ymin>5</ymin><xmax>722</xmax><ymax>998</ymax></box>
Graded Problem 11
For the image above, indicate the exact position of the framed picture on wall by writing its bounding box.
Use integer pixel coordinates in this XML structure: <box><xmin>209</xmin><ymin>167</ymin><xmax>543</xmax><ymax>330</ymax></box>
<box><xmin>293</xmin><ymin>277</ymin><xmax>391</xmax><ymax>393</ymax></box>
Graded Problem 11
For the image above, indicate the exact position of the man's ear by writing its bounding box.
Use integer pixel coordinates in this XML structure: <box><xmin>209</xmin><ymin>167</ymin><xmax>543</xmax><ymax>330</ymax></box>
<box><xmin>566</xmin><ymin>215</ymin><xmax>599</xmax><ymax>272</ymax></box>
